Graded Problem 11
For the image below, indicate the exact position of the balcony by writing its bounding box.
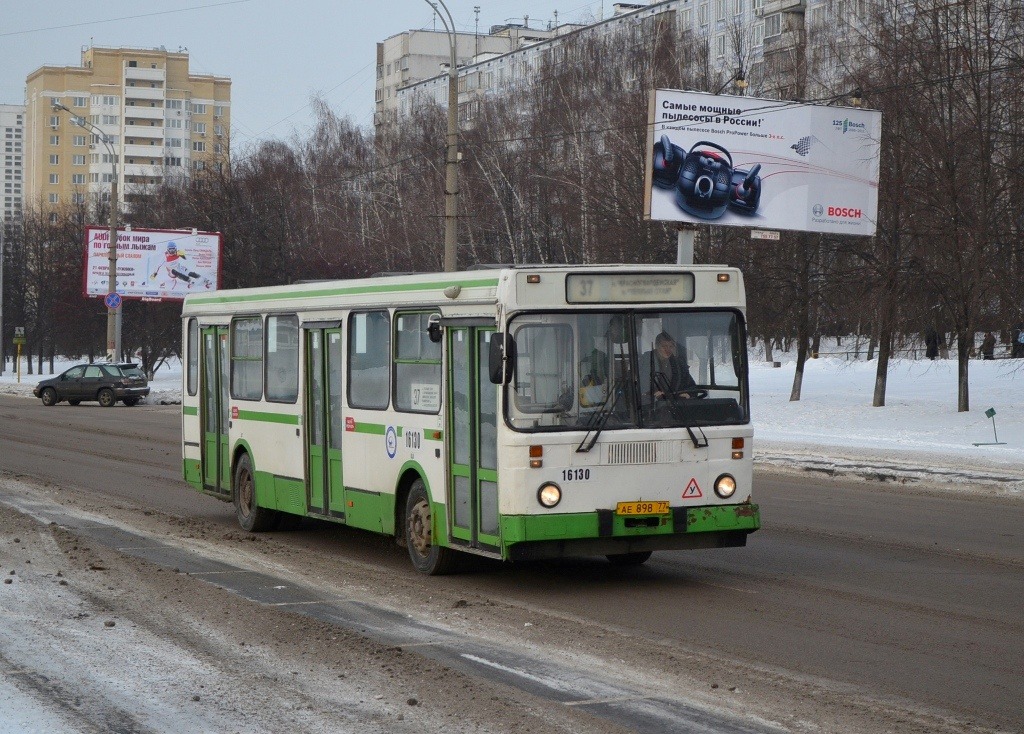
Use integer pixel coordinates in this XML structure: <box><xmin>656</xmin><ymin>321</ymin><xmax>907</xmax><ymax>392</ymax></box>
<box><xmin>124</xmin><ymin>66</ymin><xmax>166</xmax><ymax>82</ymax></box>
<box><xmin>123</xmin><ymin>163</ymin><xmax>164</xmax><ymax>179</ymax></box>
<box><xmin>122</xmin><ymin>105</ymin><xmax>164</xmax><ymax>121</ymax></box>
<box><xmin>124</xmin><ymin>143</ymin><xmax>162</xmax><ymax>158</ymax></box>
<box><xmin>123</xmin><ymin>124</ymin><xmax>163</xmax><ymax>140</ymax></box>
<box><xmin>762</xmin><ymin>0</ymin><xmax>805</xmax><ymax>12</ymax></box>
<box><xmin>124</xmin><ymin>86</ymin><xmax>166</xmax><ymax>101</ymax></box>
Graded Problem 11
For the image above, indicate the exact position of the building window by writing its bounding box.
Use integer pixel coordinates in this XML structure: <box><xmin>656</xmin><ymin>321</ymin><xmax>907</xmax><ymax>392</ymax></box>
<box><xmin>214</xmin><ymin>105</ymin><xmax>225</xmax><ymax>117</ymax></box>
<box><xmin>73</xmin><ymin>135</ymin><xmax>86</xmax><ymax>146</ymax></box>
<box><xmin>698</xmin><ymin>3</ymin><xmax>709</xmax><ymax>25</ymax></box>
<box><xmin>764</xmin><ymin>12</ymin><xmax>782</xmax><ymax>36</ymax></box>
<box><xmin>166</xmin><ymin>99</ymin><xmax>183</xmax><ymax>109</ymax></box>
<box><xmin>193</xmin><ymin>141</ymin><xmax>206</xmax><ymax>152</ymax></box>
<box><xmin>168</xmin><ymin>138</ymin><xmax>182</xmax><ymax>148</ymax></box>
<box><xmin>49</xmin><ymin>174</ymin><xmax>59</xmax><ymax>184</ymax></box>
<box><xmin>214</xmin><ymin>124</ymin><xmax>224</xmax><ymax>136</ymax></box>
<box><xmin>102</xmin><ymin>115</ymin><xmax>119</xmax><ymax>125</ymax></box>
<box><xmin>49</xmin><ymin>154</ymin><xmax>59</xmax><ymax>165</ymax></box>
<box><xmin>72</xmin><ymin>173</ymin><xmax>86</xmax><ymax>184</ymax></box>
<box><xmin>715</xmin><ymin>0</ymin><xmax>726</xmax><ymax>21</ymax></box>
<box><xmin>72</xmin><ymin>155</ymin><xmax>85</xmax><ymax>165</ymax></box>
<box><xmin>716</xmin><ymin>34</ymin><xmax>727</xmax><ymax>57</ymax></box>
<box><xmin>191</xmin><ymin>103</ymin><xmax>207</xmax><ymax>114</ymax></box>
<box><xmin>48</xmin><ymin>193</ymin><xmax>59</xmax><ymax>204</ymax></box>
<box><xmin>102</xmin><ymin>95</ymin><xmax>119</xmax><ymax>106</ymax></box>
<box><xmin>194</xmin><ymin>122</ymin><xmax>206</xmax><ymax>134</ymax></box>
<box><xmin>753</xmin><ymin>21</ymin><xmax>765</xmax><ymax>46</ymax></box>
<box><xmin>73</xmin><ymin>192</ymin><xmax>86</xmax><ymax>204</ymax></box>
<box><xmin>166</xmin><ymin>118</ymin><xmax>183</xmax><ymax>129</ymax></box>
<box><xmin>49</xmin><ymin>116</ymin><xmax>60</xmax><ymax>128</ymax></box>
<box><xmin>73</xmin><ymin>96</ymin><xmax>88</xmax><ymax>107</ymax></box>
<box><xmin>50</xmin><ymin>135</ymin><xmax>59</xmax><ymax>146</ymax></box>
<box><xmin>734</xmin><ymin>0</ymin><xmax>743</xmax><ymax>14</ymax></box>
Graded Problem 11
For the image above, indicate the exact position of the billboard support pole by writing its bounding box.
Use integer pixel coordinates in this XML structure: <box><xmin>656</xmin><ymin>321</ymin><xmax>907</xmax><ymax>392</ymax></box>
<box><xmin>676</xmin><ymin>224</ymin><xmax>696</xmax><ymax>265</ymax></box>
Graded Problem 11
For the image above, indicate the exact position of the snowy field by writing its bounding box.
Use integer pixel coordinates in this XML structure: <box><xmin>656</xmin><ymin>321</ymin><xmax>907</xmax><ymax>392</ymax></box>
<box><xmin>1</xmin><ymin>349</ymin><xmax>1021</xmax><ymax>492</ymax></box>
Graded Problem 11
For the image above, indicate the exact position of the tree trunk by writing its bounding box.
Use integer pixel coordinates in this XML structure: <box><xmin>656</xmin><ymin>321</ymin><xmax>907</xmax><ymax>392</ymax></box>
<box><xmin>763</xmin><ymin>336</ymin><xmax>773</xmax><ymax>363</ymax></box>
<box><xmin>957</xmin><ymin>331</ymin><xmax>970</xmax><ymax>412</ymax></box>
<box><xmin>789</xmin><ymin>324</ymin><xmax>809</xmax><ymax>402</ymax></box>
<box><xmin>872</xmin><ymin>326</ymin><xmax>892</xmax><ymax>407</ymax></box>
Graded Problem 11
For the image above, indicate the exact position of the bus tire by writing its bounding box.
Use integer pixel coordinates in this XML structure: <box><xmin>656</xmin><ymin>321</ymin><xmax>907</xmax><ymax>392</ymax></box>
<box><xmin>405</xmin><ymin>479</ymin><xmax>458</xmax><ymax>575</ymax></box>
<box><xmin>606</xmin><ymin>551</ymin><xmax>653</xmax><ymax>566</ymax></box>
<box><xmin>233</xmin><ymin>453</ymin><xmax>280</xmax><ymax>532</ymax></box>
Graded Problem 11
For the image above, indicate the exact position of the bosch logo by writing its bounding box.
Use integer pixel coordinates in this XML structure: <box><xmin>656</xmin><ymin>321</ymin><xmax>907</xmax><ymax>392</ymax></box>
<box><xmin>812</xmin><ymin>204</ymin><xmax>824</xmax><ymax>217</ymax></box>
<box><xmin>828</xmin><ymin>206</ymin><xmax>862</xmax><ymax>218</ymax></box>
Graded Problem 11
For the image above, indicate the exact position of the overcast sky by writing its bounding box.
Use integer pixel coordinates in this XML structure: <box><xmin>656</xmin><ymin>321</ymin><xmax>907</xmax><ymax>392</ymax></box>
<box><xmin>1</xmin><ymin>0</ymin><xmax>606</xmax><ymax>152</ymax></box>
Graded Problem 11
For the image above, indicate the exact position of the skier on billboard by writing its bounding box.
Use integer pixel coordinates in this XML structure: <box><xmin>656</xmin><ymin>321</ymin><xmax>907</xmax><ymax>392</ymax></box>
<box><xmin>150</xmin><ymin>242</ymin><xmax>212</xmax><ymax>290</ymax></box>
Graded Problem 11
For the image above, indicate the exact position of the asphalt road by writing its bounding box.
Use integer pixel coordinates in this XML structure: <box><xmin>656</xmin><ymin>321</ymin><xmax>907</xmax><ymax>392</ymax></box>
<box><xmin>1</xmin><ymin>394</ymin><xmax>1021</xmax><ymax>732</ymax></box>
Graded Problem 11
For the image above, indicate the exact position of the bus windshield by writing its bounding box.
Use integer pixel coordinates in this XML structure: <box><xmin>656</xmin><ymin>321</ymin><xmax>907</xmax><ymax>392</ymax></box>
<box><xmin>507</xmin><ymin>310</ymin><xmax>747</xmax><ymax>432</ymax></box>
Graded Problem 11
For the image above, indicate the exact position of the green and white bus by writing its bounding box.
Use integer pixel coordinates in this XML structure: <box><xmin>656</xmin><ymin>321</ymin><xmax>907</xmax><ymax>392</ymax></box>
<box><xmin>181</xmin><ymin>265</ymin><xmax>759</xmax><ymax>574</ymax></box>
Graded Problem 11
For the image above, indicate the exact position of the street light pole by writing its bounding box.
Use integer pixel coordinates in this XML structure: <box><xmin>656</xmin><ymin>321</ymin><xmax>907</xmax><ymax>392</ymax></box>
<box><xmin>53</xmin><ymin>103</ymin><xmax>120</xmax><ymax>362</ymax></box>
<box><xmin>425</xmin><ymin>0</ymin><xmax>459</xmax><ymax>272</ymax></box>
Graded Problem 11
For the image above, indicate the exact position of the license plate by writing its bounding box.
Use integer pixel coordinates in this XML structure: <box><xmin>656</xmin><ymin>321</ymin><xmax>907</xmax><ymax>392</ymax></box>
<box><xmin>616</xmin><ymin>501</ymin><xmax>670</xmax><ymax>516</ymax></box>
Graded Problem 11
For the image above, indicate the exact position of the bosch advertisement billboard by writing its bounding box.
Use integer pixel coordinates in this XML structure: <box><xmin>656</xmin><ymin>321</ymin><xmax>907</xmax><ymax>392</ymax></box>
<box><xmin>644</xmin><ymin>90</ymin><xmax>882</xmax><ymax>236</ymax></box>
<box><xmin>83</xmin><ymin>227</ymin><xmax>222</xmax><ymax>302</ymax></box>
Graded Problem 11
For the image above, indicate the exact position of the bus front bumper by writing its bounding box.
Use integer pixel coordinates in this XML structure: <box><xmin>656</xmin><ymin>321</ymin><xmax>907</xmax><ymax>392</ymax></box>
<box><xmin>500</xmin><ymin>503</ymin><xmax>760</xmax><ymax>562</ymax></box>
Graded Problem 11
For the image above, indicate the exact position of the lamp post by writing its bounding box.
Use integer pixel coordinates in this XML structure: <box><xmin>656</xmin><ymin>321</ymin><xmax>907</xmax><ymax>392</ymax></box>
<box><xmin>424</xmin><ymin>0</ymin><xmax>459</xmax><ymax>272</ymax></box>
<box><xmin>53</xmin><ymin>102</ymin><xmax>120</xmax><ymax>362</ymax></box>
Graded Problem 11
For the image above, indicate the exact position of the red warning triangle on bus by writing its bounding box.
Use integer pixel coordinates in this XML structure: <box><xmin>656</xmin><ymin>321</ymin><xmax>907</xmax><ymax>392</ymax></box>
<box><xmin>682</xmin><ymin>478</ymin><xmax>703</xmax><ymax>499</ymax></box>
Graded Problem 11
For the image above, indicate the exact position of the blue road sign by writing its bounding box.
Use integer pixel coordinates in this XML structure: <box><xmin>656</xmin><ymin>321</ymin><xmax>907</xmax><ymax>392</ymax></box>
<box><xmin>104</xmin><ymin>292</ymin><xmax>122</xmax><ymax>309</ymax></box>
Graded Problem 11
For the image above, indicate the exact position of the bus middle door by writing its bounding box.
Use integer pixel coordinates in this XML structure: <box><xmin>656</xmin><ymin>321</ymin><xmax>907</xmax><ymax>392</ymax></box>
<box><xmin>200</xmin><ymin>326</ymin><xmax>230</xmax><ymax>496</ymax></box>
<box><xmin>304</xmin><ymin>325</ymin><xmax>346</xmax><ymax>517</ymax></box>
<box><xmin>447</xmin><ymin>326</ymin><xmax>500</xmax><ymax>553</ymax></box>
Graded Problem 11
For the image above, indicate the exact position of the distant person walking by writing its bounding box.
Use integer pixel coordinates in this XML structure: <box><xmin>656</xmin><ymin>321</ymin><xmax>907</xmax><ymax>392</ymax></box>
<box><xmin>1014</xmin><ymin>324</ymin><xmax>1024</xmax><ymax>359</ymax></box>
<box><xmin>981</xmin><ymin>332</ymin><xmax>996</xmax><ymax>360</ymax></box>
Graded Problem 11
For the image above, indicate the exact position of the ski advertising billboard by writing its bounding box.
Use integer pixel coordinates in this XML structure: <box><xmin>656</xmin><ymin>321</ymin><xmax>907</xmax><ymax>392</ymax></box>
<box><xmin>83</xmin><ymin>227</ymin><xmax>222</xmax><ymax>302</ymax></box>
<box><xmin>644</xmin><ymin>90</ymin><xmax>881</xmax><ymax>236</ymax></box>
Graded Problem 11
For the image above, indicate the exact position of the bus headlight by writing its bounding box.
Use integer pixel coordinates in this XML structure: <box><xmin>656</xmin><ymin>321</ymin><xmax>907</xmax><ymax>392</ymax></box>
<box><xmin>714</xmin><ymin>474</ymin><xmax>737</xmax><ymax>499</ymax></box>
<box><xmin>537</xmin><ymin>482</ymin><xmax>562</xmax><ymax>508</ymax></box>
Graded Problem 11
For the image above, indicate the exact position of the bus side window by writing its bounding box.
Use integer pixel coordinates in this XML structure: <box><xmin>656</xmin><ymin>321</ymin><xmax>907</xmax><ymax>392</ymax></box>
<box><xmin>349</xmin><ymin>310</ymin><xmax>390</xmax><ymax>410</ymax></box>
<box><xmin>394</xmin><ymin>311</ymin><xmax>441</xmax><ymax>413</ymax></box>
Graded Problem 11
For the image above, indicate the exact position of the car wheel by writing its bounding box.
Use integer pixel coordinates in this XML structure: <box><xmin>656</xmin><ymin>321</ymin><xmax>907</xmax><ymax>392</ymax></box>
<box><xmin>40</xmin><ymin>388</ymin><xmax>58</xmax><ymax>407</ymax></box>
<box><xmin>97</xmin><ymin>388</ymin><xmax>115</xmax><ymax>408</ymax></box>
<box><xmin>233</xmin><ymin>453</ymin><xmax>280</xmax><ymax>532</ymax></box>
<box><xmin>405</xmin><ymin>479</ymin><xmax>459</xmax><ymax>575</ymax></box>
<box><xmin>68</xmin><ymin>400</ymin><xmax>81</xmax><ymax>406</ymax></box>
<box><xmin>123</xmin><ymin>398</ymin><xmax>139</xmax><ymax>407</ymax></box>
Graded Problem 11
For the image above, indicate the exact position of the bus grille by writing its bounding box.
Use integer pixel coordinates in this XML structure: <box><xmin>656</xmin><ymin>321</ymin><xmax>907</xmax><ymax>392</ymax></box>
<box><xmin>606</xmin><ymin>441</ymin><xmax>658</xmax><ymax>465</ymax></box>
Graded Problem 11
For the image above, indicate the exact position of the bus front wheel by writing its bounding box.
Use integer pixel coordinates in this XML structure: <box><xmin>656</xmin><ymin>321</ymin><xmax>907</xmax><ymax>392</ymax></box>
<box><xmin>233</xmin><ymin>453</ymin><xmax>280</xmax><ymax>532</ymax></box>
<box><xmin>405</xmin><ymin>479</ymin><xmax>458</xmax><ymax>575</ymax></box>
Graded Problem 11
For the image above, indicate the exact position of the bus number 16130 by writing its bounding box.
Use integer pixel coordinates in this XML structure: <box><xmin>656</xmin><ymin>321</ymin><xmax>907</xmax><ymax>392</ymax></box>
<box><xmin>562</xmin><ymin>468</ymin><xmax>591</xmax><ymax>481</ymax></box>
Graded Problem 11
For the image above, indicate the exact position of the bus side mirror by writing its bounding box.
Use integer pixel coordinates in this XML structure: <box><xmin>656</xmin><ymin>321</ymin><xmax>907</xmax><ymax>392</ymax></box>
<box><xmin>488</xmin><ymin>332</ymin><xmax>516</xmax><ymax>385</ymax></box>
<box><xmin>427</xmin><ymin>314</ymin><xmax>442</xmax><ymax>343</ymax></box>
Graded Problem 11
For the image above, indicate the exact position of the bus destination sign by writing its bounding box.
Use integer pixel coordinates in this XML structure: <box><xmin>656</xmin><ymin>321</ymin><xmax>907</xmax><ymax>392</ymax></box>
<box><xmin>566</xmin><ymin>273</ymin><xmax>695</xmax><ymax>304</ymax></box>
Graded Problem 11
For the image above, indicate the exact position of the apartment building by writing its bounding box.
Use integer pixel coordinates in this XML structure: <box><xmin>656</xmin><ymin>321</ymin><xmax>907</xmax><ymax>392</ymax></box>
<box><xmin>1</xmin><ymin>104</ymin><xmax>25</xmax><ymax>229</ymax></box>
<box><xmin>375</xmin><ymin>18</ymin><xmax>583</xmax><ymax>126</ymax></box>
<box><xmin>382</xmin><ymin>0</ymin><xmax>866</xmax><ymax>128</ymax></box>
<box><xmin>24</xmin><ymin>45</ymin><xmax>230</xmax><ymax>217</ymax></box>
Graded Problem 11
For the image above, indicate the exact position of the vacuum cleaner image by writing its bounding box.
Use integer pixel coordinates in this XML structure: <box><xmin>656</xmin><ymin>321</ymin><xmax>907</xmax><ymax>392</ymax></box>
<box><xmin>652</xmin><ymin>137</ymin><xmax>763</xmax><ymax>219</ymax></box>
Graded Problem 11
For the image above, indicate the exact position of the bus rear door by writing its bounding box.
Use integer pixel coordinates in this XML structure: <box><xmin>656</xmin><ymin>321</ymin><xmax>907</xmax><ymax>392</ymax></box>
<box><xmin>201</xmin><ymin>326</ymin><xmax>230</xmax><ymax>496</ymax></box>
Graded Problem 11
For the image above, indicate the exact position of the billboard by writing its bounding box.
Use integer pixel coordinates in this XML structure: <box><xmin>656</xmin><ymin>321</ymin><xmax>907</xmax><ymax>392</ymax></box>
<box><xmin>644</xmin><ymin>90</ymin><xmax>882</xmax><ymax>236</ymax></box>
<box><xmin>83</xmin><ymin>227</ymin><xmax>222</xmax><ymax>302</ymax></box>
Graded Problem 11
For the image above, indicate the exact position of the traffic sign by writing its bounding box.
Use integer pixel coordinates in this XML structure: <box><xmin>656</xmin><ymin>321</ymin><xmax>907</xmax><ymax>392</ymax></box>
<box><xmin>104</xmin><ymin>292</ymin><xmax>122</xmax><ymax>309</ymax></box>
<box><xmin>13</xmin><ymin>326</ymin><xmax>25</xmax><ymax>346</ymax></box>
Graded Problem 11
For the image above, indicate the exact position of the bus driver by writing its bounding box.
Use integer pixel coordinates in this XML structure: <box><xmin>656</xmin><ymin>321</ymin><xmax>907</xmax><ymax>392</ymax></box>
<box><xmin>639</xmin><ymin>331</ymin><xmax>699</xmax><ymax>404</ymax></box>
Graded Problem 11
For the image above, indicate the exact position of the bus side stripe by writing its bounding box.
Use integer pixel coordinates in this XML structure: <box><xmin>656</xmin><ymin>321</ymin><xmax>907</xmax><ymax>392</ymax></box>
<box><xmin>186</xmin><ymin>278</ymin><xmax>500</xmax><ymax>306</ymax></box>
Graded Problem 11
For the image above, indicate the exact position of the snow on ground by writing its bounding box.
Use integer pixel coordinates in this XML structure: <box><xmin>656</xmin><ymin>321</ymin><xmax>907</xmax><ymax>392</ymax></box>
<box><xmin>1</xmin><ymin>349</ymin><xmax>1021</xmax><ymax>490</ymax></box>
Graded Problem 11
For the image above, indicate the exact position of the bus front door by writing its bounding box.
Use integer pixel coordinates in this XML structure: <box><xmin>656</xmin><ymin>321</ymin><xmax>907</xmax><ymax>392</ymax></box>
<box><xmin>447</xmin><ymin>327</ymin><xmax>500</xmax><ymax>552</ymax></box>
<box><xmin>305</xmin><ymin>327</ymin><xmax>345</xmax><ymax>517</ymax></box>
<box><xmin>201</xmin><ymin>326</ymin><xmax>230</xmax><ymax>496</ymax></box>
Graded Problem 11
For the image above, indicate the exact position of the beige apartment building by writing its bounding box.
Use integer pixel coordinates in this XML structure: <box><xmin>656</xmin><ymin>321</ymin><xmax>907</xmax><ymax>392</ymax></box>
<box><xmin>24</xmin><ymin>45</ymin><xmax>230</xmax><ymax>217</ymax></box>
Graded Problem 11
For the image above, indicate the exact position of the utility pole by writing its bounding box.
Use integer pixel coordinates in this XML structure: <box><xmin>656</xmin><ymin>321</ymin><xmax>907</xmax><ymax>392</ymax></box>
<box><xmin>0</xmin><ymin>221</ymin><xmax>5</xmax><ymax>376</ymax></box>
<box><xmin>53</xmin><ymin>102</ymin><xmax>120</xmax><ymax>361</ymax></box>
<box><xmin>424</xmin><ymin>0</ymin><xmax>460</xmax><ymax>272</ymax></box>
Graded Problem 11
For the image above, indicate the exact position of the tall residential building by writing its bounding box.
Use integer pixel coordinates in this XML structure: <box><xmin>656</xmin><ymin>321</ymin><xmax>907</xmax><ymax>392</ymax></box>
<box><xmin>1</xmin><ymin>104</ymin><xmax>26</xmax><ymax>228</ymax></box>
<box><xmin>24</xmin><ymin>45</ymin><xmax>230</xmax><ymax>217</ymax></box>
<box><xmin>375</xmin><ymin>19</ymin><xmax>580</xmax><ymax>126</ymax></box>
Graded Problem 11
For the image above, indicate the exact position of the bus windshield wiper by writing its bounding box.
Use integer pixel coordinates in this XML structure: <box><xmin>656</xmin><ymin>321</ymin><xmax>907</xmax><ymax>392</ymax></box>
<box><xmin>576</xmin><ymin>378</ymin><xmax>622</xmax><ymax>453</ymax></box>
<box><xmin>653</xmin><ymin>373</ymin><xmax>708</xmax><ymax>448</ymax></box>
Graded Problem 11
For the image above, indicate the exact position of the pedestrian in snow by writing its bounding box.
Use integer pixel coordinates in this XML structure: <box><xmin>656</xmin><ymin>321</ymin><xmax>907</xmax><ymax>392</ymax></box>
<box><xmin>981</xmin><ymin>332</ymin><xmax>996</xmax><ymax>360</ymax></box>
<box><xmin>925</xmin><ymin>328</ymin><xmax>939</xmax><ymax>360</ymax></box>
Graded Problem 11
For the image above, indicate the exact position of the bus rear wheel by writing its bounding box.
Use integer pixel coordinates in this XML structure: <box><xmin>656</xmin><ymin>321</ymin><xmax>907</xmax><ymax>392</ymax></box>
<box><xmin>233</xmin><ymin>453</ymin><xmax>280</xmax><ymax>532</ymax></box>
<box><xmin>606</xmin><ymin>551</ymin><xmax>653</xmax><ymax>566</ymax></box>
<box><xmin>405</xmin><ymin>480</ymin><xmax>458</xmax><ymax>575</ymax></box>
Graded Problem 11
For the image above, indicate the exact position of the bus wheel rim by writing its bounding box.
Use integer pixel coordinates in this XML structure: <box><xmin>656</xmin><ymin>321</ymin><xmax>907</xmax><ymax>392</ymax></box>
<box><xmin>409</xmin><ymin>499</ymin><xmax>431</xmax><ymax>556</ymax></box>
<box><xmin>239</xmin><ymin>471</ymin><xmax>253</xmax><ymax>517</ymax></box>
